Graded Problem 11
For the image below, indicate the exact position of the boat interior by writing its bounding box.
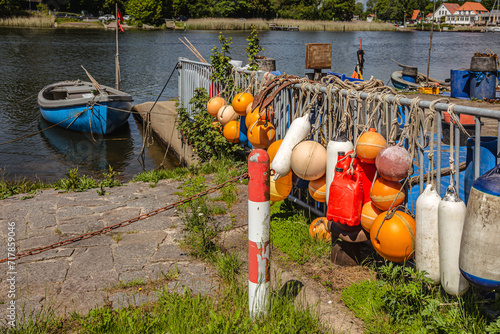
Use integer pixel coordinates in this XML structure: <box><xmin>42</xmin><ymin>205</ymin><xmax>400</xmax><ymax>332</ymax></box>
<box><xmin>42</xmin><ymin>84</ymin><xmax>116</xmax><ymax>101</ymax></box>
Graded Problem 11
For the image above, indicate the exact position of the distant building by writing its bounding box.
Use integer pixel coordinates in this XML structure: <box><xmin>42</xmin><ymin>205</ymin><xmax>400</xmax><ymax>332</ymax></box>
<box><xmin>352</xmin><ymin>15</ymin><xmax>359</xmax><ymax>21</ymax></box>
<box><xmin>425</xmin><ymin>13</ymin><xmax>433</xmax><ymax>23</ymax></box>
<box><xmin>432</xmin><ymin>3</ymin><xmax>461</xmax><ymax>22</ymax></box>
<box><xmin>447</xmin><ymin>2</ymin><xmax>489</xmax><ymax>25</ymax></box>
<box><xmin>366</xmin><ymin>14</ymin><xmax>375</xmax><ymax>22</ymax></box>
<box><xmin>409</xmin><ymin>10</ymin><xmax>421</xmax><ymax>24</ymax></box>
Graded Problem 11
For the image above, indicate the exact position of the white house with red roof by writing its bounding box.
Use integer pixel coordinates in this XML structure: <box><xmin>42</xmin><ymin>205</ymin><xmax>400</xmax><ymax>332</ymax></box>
<box><xmin>432</xmin><ymin>3</ymin><xmax>461</xmax><ymax>22</ymax></box>
<box><xmin>448</xmin><ymin>2</ymin><xmax>489</xmax><ymax>24</ymax></box>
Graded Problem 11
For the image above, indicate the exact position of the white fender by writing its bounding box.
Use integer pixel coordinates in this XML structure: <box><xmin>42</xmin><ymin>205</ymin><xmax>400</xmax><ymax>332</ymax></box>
<box><xmin>326</xmin><ymin>136</ymin><xmax>353</xmax><ymax>203</ymax></box>
<box><xmin>415</xmin><ymin>184</ymin><xmax>441</xmax><ymax>284</ymax></box>
<box><xmin>438</xmin><ymin>186</ymin><xmax>469</xmax><ymax>296</ymax></box>
<box><xmin>271</xmin><ymin>114</ymin><xmax>311</xmax><ymax>180</ymax></box>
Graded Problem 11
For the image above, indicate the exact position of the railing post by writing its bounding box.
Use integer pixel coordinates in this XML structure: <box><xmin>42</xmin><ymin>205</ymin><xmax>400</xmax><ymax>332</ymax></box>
<box><xmin>248</xmin><ymin>149</ymin><xmax>270</xmax><ymax>319</ymax></box>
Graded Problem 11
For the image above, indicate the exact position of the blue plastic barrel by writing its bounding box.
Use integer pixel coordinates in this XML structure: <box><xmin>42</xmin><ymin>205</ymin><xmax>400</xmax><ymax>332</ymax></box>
<box><xmin>470</xmin><ymin>71</ymin><xmax>497</xmax><ymax>100</ymax></box>
<box><xmin>459</xmin><ymin>164</ymin><xmax>500</xmax><ymax>290</ymax></box>
<box><xmin>239</xmin><ymin>115</ymin><xmax>248</xmax><ymax>145</ymax></box>
<box><xmin>450</xmin><ymin>69</ymin><xmax>471</xmax><ymax>98</ymax></box>
<box><xmin>402</xmin><ymin>75</ymin><xmax>416</xmax><ymax>83</ymax></box>
<box><xmin>464</xmin><ymin>136</ymin><xmax>498</xmax><ymax>204</ymax></box>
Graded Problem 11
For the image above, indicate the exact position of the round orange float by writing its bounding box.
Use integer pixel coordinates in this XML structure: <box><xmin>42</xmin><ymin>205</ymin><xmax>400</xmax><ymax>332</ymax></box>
<box><xmin>356</xmin><ymin>128</ymin><xmax>387</xmax><ymax>164</ymax></box>
<box><xmin>309</xmin><ymin>217</ymin><xmax>332</xmax><ymax>242</ymax></box>
<box><xmin>223</xmin><ymin>120</ymin><xmax>240</xmax><ymax>143</ymax></box>
<box><xmin>370</xmin><ymin>178</ymin><xmax>405</xmax><ymax>211</ymax></box>
<box><xmin>267</xmin><ymin>139</ymin><xmax>283</xmax><ymax>163</ymax></box>
<box><xmin>247</xmin><ymin>120</ymin><xmax>275</xmax><ymax>149</ymax></box>
<box><xmin>290</xmin><ymin>141</ymin><xmax>327</xmax><ymax>181</ymax></box>
<box><xmin>217</xmin><ymin>105</ymin><xmax>239</xmax><ymax>126</ymax></box>
<box><xmin>232</xmin><ymin>92</ymin><xmax>254</xmax><ymax>116</ymax></box>
<box><xmin>207</xmin><ymin>97</ymin><xmax>227</xmax><ymax>117</ymax></box>
<box><xmin>246</xmin><ymin>103</ymin><xmax>256</xmax><ymax>115</ymax></box>
<box><xmin>370</xmin><ymin>210</ymin><xmax>416</xmax><ymax>262</ymax></box>
<box><xmin>270</xmin><ymin>172</ymin><xmax>292</xmax><ymax>202</ymax></box>
<box><xmin>308</xmin><ymin>175</ymin><xmax>327</xmax><ymax>202</ymax></box>
<box><xmin>360</xmin><ymin>201</ymin><xmax>383</xmax><ymax>232</ymax></box>
<box><xmin>245</xmin><ymin>107</ymin><xmax>264</xmax><ymax>128</ymax></box>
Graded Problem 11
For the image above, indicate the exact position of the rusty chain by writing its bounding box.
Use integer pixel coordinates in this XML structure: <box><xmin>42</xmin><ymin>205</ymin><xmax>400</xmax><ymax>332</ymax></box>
<box><xmin>1</xmin><ymin>173</ymin><xmax>249</xmax><ymax>264</ymax></box>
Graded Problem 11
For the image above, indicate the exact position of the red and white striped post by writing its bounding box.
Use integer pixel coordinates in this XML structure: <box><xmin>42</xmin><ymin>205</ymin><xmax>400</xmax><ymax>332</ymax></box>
<box><xmin>248</xmin><ymin>149</ymin><xmax>271</xmax><ymax>319</ymax></box>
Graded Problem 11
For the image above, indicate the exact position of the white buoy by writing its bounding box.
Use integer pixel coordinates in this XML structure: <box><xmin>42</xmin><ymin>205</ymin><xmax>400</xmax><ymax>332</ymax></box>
<box><xmin>271</xmin><ymin>114</ymin><xmax>311</xmax><ymax>180</ymax></box>
<box><xmin>415</xmin><ymin>184</ymin><xmax>441</xmax><ymax>284</ymax></box>
<box><xmin>326</xmin><ymin>136</ymin><xmax>353</xmax><ymax>204</ymax></box>
<box><xmin>438</xmin><ymin>185</ymin><xmax>469</xmax><ymax>296</ymax></box>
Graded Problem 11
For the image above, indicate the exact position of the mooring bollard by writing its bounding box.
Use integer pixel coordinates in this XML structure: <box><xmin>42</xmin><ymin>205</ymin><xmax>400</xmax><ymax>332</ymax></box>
<box><xmin>248</xmin><ymin>149</ymin><xmax>270</xmax><ymax>319</ymax></box>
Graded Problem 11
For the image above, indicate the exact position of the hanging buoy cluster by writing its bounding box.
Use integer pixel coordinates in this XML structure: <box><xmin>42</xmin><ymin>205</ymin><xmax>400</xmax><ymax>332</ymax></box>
<box><xmin>208</xmin><ymin>93</ymin><xmax>280</xmax><ymax>150</ymax></box>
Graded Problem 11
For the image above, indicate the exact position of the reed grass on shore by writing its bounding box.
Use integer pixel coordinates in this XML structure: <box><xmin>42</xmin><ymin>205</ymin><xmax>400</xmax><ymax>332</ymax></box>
<box><xmin>186</xmin><ymin>17</ymin><xmax>396</xmax><ymax>31</ymax></box>
<box><xmin>186</xmin><ymin>18</ymin><xmax>269</xmax><ymax>30</ymax></box>
<box><xmin>0</xmin><ymin>13</ymin><xmax>54</xmax><ymax>28</ymax></box>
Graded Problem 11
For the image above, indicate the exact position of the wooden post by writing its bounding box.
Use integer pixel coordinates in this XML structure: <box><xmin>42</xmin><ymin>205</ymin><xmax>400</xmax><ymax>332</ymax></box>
<box><xmin>115</xmin><ymin>3</ymin><xmax>119</xmax><ymax>90</ymax></box>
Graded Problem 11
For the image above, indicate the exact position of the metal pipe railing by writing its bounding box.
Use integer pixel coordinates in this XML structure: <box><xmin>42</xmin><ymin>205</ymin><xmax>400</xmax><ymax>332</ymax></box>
<box><xmin>177</xmin><ymin>57</ymin><xmax>500</xmax><ymax>214</ymax></box>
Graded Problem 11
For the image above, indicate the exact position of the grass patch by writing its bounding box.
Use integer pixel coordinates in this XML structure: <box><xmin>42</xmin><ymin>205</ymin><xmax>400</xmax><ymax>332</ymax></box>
<box><xmin>70</xmin><ymin>281</ymin><xmax>329</xmax><ymax>333</ymax></box>
<box><xmin>270</xmin><ymin>201</ymin><xmax>330</xmax><ymax>264</ymax></box>
<box><xmin>342</xmin><ymin>262</ymin><xmax>500</xmax><ymax>333</ymax></box>
<box><xmin>0</xmin><ymin>169</ymin><xmax>52</xmax><ymax>200</ymax></box>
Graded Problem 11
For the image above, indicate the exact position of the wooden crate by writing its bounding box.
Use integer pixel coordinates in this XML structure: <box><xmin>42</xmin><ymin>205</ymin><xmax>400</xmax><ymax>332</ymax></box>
<box><xmin>305</xmin><ymin>43</ymin><xmax>331</xmax><ymax>69</ymax></box>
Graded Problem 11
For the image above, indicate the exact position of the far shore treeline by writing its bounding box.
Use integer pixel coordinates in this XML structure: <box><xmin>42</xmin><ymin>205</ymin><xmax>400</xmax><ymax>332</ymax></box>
<box><xmin>0</xmin><ymin>0</ymin><xmax>496</xmax><ymax>27</ymax></box>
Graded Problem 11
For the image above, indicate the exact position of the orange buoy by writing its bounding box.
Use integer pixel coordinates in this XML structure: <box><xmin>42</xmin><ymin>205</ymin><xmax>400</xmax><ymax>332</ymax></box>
<box><xmin>232</xmin><ymin>92</ymin><xmax>254</xmax><ymax>116</ymax></box>
<box><xmin>356</xmin><ymin>128</ymin><xmax>387</xmax><ymax>164</ymax></box>
<box><xmin>246</xmin><ymin>103</ymin><xmax>255</xmax><ymax>115</ymax></box>
<box><xmin>308</xmin><ymin>175</ymin><xmax>327</xmax><ymax>202</ymax></box>
<box><xmin>370</xmin><ymin>178</ymin><xmax>405</xmax><ymax>211</ymax></box>
<box><xmin>270</xmin><ymin>172</ymin><xmax>292</xmax><ymax>202</ymax></box>
<box><xmin>267</xmin><ymin>139</ymin><xmax>283</xmax><ymax>163</ymax></box>
<box><xmin>223</xmin><ymin>120</ymin><xmax>240</xmax><ymax>143</ymax></box>
<box><xmin>360</xmin><ymin>201</ymin><xmax>383</xmax><ymax>232</ymax></box>
<box><xmin>290</xmin><ymin>141</ymin><xmax>327</xmax><ymax>181</ymax></box>
<box><xmin>217</xmin><ymin>105</ymin><xmax>239</xmax><ymax>126</ymax></box>
<box><xmin>247</xmin><ymin>120</ymin><xmax>276</xmax><ymax>149</ymax></box>
<box><xmin>370</xmin><ymin>210</ymin><xmax>416</xmax><ymax>262</ymax></box>
<box><xmin>309</xmin><ymin>217</ymin><xmax>332</xmax><ymax>242</ymax></box>
<box><xmin>207</xmin><ymin>97</ymin><xmax>227</xmax><ymax>117</ymax></box>
<box><xmin>245</xmin><ymin>107</ymin><xmax>263</xmax><ymax>128</ymax></box>
<box><xmin>375</xmin><ymin>145</ymin><xmax>412</xmax><ymax>182</ymax></box>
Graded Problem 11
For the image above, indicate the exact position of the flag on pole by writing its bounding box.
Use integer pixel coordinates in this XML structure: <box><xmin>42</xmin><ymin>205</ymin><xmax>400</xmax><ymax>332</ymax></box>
<box><xmin>117</xmin><ymin>8</ymin><xmax>123</xmax><ymax>22</ymax></box>
<box><xmin>117</xmin><ymin>20</ymin><xmax>124</xmax><ymax>32</ymax></box>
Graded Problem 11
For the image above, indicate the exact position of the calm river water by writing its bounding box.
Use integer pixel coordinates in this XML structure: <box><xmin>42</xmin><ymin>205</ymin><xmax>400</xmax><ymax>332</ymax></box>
<box><xmin>0</xmin><ymin>27</ymin><xmax>498</xmax><ymax>181</ymax></box>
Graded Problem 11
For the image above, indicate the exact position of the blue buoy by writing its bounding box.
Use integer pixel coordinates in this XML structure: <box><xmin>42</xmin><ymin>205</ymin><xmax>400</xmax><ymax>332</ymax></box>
<box><xmin>402</xmin><ymin>75</ymin><xmax>416</xmax><ymax>83</ymax></box>
<box><xmin>470</xmin><ymin>71</ymin><xmax>497</xmax><ymax>100</ymax></box>
<box><xmin>239</xmin><ymin>116</ymin><xmax>248</xmax><ymax>145</ymax></box>
<box><xmin>459</xmin><ymin>164</ymin><xmax>500</xmax><ymax>290</ymax></box>
<box><xmin>464</xmin><ymin>136</ymin><xmax>498</xmax><ymax>204</ymax></box>
<box><xmin>450</xmin><ymin>69</ymin><xmax>471</xmax><ymax>99</ymax></box>
<box><xmin>292</xmin><ymin>173</ymin><xmax>309</xmax><ymax>189</ymax></box>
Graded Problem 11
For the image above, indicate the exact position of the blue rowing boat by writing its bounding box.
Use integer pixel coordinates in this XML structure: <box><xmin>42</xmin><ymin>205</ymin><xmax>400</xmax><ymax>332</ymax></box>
<box><xmin>37</xmin><ymin>80</ymin><xmax>133</xmax><ymax>134</ymax></box>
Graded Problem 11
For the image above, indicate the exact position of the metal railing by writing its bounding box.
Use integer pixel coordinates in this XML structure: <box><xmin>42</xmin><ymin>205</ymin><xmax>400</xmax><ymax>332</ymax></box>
<box><xmin>177</xmin><ymin>57</ymin><xmax>500</xmax><ymax>213</ymax></box>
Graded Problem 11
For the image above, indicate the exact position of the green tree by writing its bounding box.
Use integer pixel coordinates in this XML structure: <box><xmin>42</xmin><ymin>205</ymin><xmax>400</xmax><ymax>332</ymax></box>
<box><xmin>323</xmin><ymin>0</ymin><xmax>357</xmax><ymax>20</ymax></box>
<box><xmin>172</xmin><ymin>0</ymin><xmax>190</xmax><ymax>18</ymax></box>
<box><xmin>126</xmin><ymin>0</ymin><xmax>164</xmax><ymax>25</ymax></box>
<box><xmin>0</xmin><ymin>0</ymin><xmax>22</xmax><ymax>17</ymax></box>
<box><xmin>213</xmin><ymin>0</ymin><xmax>250</xmax><ymax>17</ymax></box>
<box><xmin>481</xmin><ymin>0</ymin><xmax>496</xmax><ymax>11</ymax></box>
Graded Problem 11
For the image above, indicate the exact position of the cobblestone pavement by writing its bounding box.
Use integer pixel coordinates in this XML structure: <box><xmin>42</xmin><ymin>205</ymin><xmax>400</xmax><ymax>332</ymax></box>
<box><xmin>0</xmin><ymin>179</ymin><xmax>220</xmax><ymax>320</ymax></box>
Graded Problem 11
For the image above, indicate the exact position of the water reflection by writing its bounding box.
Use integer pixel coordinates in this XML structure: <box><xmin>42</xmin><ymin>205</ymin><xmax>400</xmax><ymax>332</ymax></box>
<box><xmin>39</xmin><ymin>118</ymin><xmax>134</xmax><ymax>177</ymax></box>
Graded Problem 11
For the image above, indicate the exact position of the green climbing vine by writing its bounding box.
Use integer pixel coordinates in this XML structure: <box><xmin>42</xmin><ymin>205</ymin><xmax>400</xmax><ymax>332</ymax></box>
<box><xmin>209</xmin><ymin>33</ymin><xmax>237</xmax><ymax>100</ymax></box>
<box><xmin>176</xmin><ymin>88</ymin><xmax>243</xmax><ymax>162</ymax></box>
<box><xmin>246</xmin><ymin>26</ymin><xmax>264</xmax><ymax>71</ymax></box>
